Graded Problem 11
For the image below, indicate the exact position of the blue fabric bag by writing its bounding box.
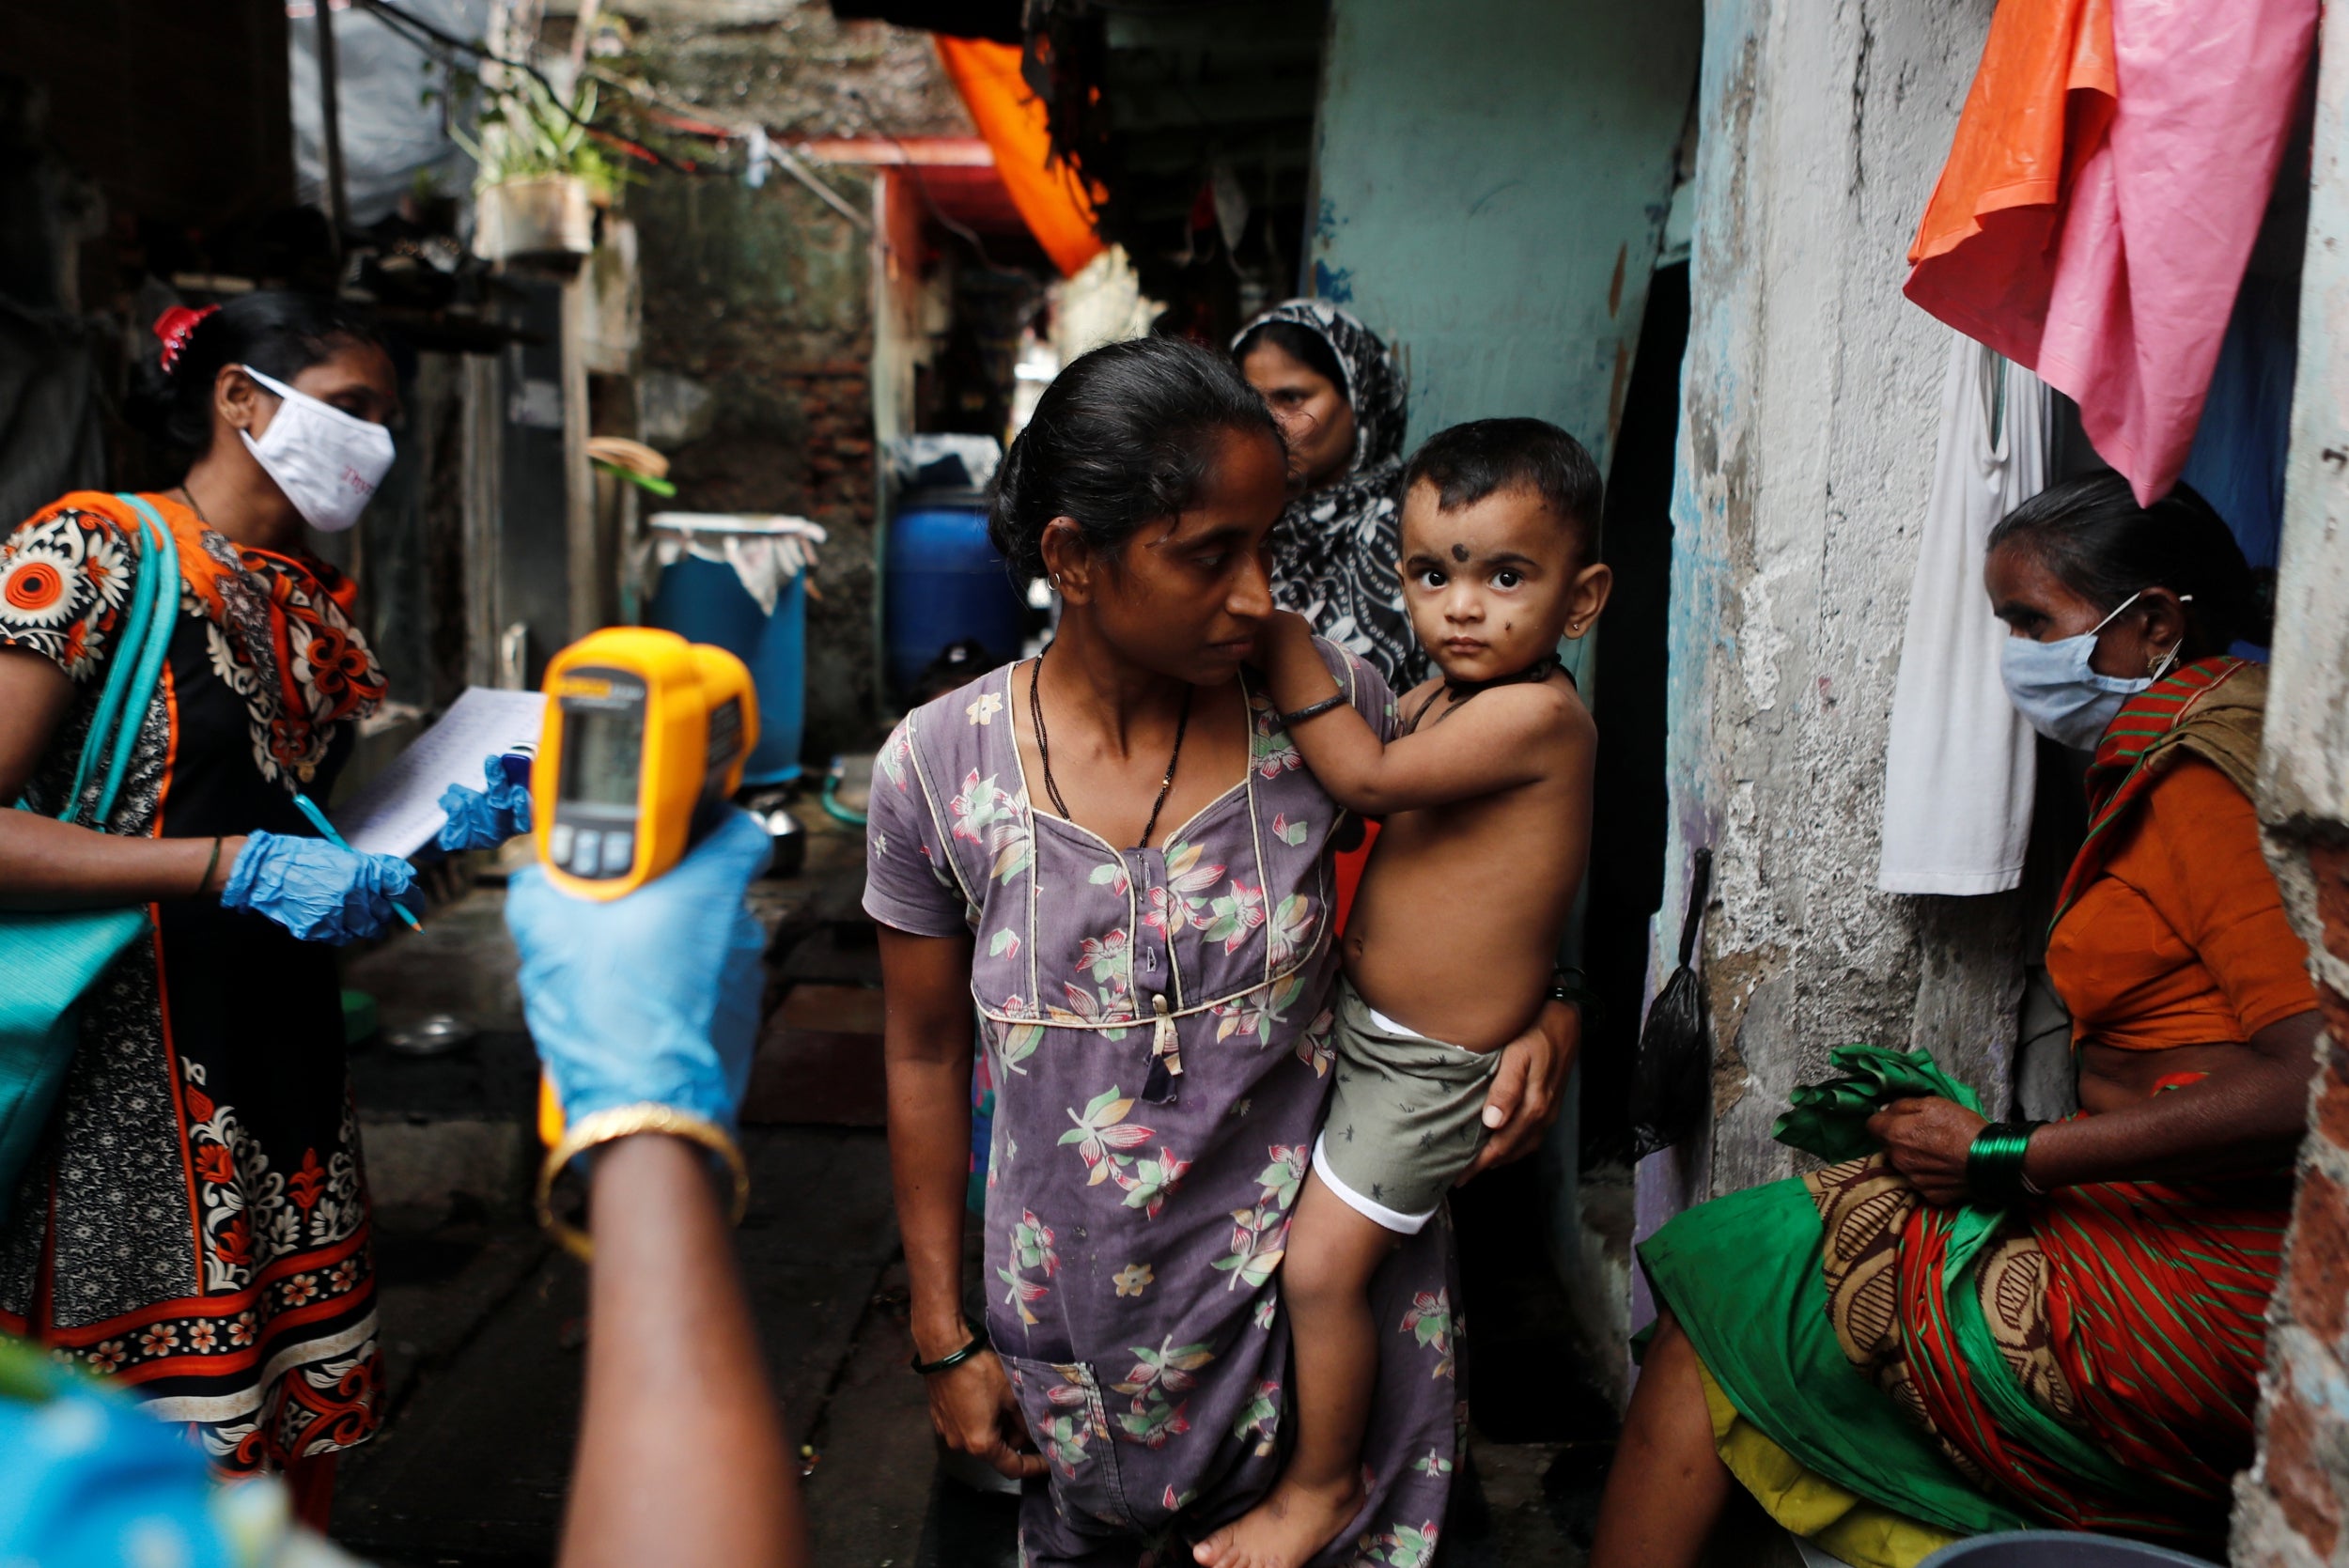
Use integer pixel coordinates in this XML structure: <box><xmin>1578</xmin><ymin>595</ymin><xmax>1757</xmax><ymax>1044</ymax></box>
<box><xmin>0</xmin><ymin>496</ymin><xmax>179</xmax><ymax>1225</ymax></box>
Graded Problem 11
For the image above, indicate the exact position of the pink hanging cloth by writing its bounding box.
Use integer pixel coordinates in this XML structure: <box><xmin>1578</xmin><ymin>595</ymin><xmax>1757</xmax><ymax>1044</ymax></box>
<box><xmin>1905</xmin><ymin>0</ymin><xmax>2317</xmax><ymax>505</ymax></box>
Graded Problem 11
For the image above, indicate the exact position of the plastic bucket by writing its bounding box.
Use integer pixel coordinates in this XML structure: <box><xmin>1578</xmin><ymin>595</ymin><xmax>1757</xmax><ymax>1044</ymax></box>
<box><xmin>644</xmin><ymin>520</ymin><xmax>810</xmax><ymax>786</ymax></box>
<box><xmin>1917</xmin><ymin>1533</ymin><xmax>2216</xmax><ymax>1567</ymax></box>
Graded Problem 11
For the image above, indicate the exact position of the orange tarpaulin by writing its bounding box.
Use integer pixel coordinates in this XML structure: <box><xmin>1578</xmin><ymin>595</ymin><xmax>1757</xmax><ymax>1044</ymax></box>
<box><xmin>934</xmin><ymin>37</ymin><xmax>1105</xmax><ymax>279</ymax></box>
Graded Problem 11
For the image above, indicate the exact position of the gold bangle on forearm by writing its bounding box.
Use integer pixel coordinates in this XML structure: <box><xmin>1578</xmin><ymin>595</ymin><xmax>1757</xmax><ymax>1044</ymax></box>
<box><xmin>535</xmin><ymin>1102</ymin><xmax>752</xmax><ymax>1263</ymax></box>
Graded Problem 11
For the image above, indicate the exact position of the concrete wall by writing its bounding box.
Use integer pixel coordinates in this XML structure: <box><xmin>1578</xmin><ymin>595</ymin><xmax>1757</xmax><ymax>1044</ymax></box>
<box><xmin>1306</xmin><ymin>0</ymin><xmax>1702</xmax><ymax>468</ymax></box>
<box><xmin>1638</xmin><ymin>0</ymin><xmax>2025</xmax><ymax>1270</ymax></box>
<box><xmin>2232</xmin><ymin>2</ymin><xmax>2349</xmax><ymax>1557</ymax></box>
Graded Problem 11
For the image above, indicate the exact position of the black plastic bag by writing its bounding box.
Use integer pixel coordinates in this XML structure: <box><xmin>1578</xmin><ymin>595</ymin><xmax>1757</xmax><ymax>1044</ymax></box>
<box><xmin>1626</xmin><ymin>848</ymin><xmax>1712</xmax><ymax>1160</ymax></box>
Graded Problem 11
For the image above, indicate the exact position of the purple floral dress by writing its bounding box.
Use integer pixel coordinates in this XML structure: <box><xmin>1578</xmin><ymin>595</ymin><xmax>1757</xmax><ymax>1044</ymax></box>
<box><xmin>864</xmin><ymin>643</ymin><xmax>1463</xmax><ymax>1568</ymax></box>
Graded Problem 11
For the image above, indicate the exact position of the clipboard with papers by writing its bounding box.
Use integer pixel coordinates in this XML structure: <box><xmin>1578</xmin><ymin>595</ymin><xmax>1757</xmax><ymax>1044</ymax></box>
<box><xmin>330</xmin><ymin>687</ymin><xmax>549</xmax><ymax>859</ymax></box>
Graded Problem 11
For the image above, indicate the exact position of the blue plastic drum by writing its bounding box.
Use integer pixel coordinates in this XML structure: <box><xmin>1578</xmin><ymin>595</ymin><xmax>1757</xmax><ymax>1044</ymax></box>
<box><xmin>644</xmin><ymin>521</ymin><xmax>809</xmax><ymax>786</ymax></box>
<box><xmin>884</xmin><ymin>486</ymin><xmax>1026</xmax><ymax>701</ymax></box>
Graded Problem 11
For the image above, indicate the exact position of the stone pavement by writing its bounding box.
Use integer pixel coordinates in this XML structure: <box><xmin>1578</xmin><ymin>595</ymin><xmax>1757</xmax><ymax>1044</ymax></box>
<box><xmin>331</xmin><ymin>810</ymin><xmax>1595</xmax><ymax>1566</ymax></box>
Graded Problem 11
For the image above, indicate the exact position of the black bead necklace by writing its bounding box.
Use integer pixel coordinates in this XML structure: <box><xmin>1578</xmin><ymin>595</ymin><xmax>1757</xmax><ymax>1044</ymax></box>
<box><xmin>1027</xmin><ymin>641</ymin><xmax>1192</xmax><ymax>851</ymax></box>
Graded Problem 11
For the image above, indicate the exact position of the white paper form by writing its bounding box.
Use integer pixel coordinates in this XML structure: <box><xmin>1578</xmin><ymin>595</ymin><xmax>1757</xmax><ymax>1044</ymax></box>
<box><xmin>333</xmin><ymin>687</ymin><xmax>549</xmax><ymax>858</ymax></box>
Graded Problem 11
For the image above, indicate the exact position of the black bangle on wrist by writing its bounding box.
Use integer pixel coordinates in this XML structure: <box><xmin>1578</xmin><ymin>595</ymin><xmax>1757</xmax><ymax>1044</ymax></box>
<box><xmin>1546</xmin><ymin>966</ymin><xmax>1598</xmax><ymax>1023</ymax></box>
<box><xmin>910</xmin><ymin>1321</ymin><xmax>987</xmax><ymax>1376</ymax></box>
<box><xmin>1277</xmin><ymin>692</ymin><xmax>1347</xmax><ymax>729</ymax></box>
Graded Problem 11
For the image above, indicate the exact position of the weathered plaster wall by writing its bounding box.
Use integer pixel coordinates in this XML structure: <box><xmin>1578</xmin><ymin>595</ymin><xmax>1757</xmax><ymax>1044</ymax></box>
<box><xmin>1638</xmin><ymin>0</ymin><xmax>2025</xmax><ymax>1264</ymax></box>
<box><xmin>620</xmin><ymin>0</ymin><xmax>971</xmax><ymax>137</ymax></box>
<box><xmin>2232</xmin><ymin>1</ymin><xmax>2349</xmax><ymax>1557</ymax></box>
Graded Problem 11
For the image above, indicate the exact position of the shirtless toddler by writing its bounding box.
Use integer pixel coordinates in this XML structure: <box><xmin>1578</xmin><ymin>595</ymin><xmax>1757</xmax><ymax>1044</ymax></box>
<box><xmin>1195</xmin><ymin>418</ymin><xmax>1612</xmax><ymax>1568</ymax></box>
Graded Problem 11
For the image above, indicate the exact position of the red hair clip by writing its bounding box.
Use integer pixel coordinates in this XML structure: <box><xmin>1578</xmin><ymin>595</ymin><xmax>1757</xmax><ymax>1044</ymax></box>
<box><xmin>154</xmin><ymin>303</ymin><xmax>221</xmax><ymax>373</ymax></box>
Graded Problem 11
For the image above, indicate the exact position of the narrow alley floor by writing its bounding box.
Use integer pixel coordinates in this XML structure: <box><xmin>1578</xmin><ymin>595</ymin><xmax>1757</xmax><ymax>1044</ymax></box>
<box><xmin>330</xmin><ymin>809</ymin><xmax>1595</xmax><ymax>1568</ymax></box>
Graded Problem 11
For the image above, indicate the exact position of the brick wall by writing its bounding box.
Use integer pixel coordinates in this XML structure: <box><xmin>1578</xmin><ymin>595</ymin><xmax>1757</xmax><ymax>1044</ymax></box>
<box><xmin>2235</xmin><ymin>844</ymin><xmax>2349</xmax><ymax>1564</ymax></box>
<box><xmin>623</xmin><ymin>0</ymin><xmax>973</xmax><ymax>763</ymax></box>
<box><xmin>633</xmin><ymin>167</ymin><xmax>882</xmax><ymax>759</ymax></box>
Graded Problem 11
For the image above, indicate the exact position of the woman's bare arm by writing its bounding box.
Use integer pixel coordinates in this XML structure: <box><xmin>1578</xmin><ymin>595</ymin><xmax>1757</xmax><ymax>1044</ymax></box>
<box><xmin>0</xmin><ymin>648</ymin><xmax>241</xmax><ymax>908</ymax></box>
<box><xmin>1869</xmin><ymin>1011</ymin><xmax>2325</xmax><ymax>1203</ymax></box>
<box><xmin>879</xmin><ymin>924</ymin><xmax>1046</xmax><ymax>1480</ymax></box>
<box><xmin>561</xmin><ymin>1132</ymin><xmax>805</xmax><ymax>1568</ymax></box>
<box><xmin>2026</xmin><ymin>1011</ymin><xmax>2323</xmax><ymax>1184</ymax></box>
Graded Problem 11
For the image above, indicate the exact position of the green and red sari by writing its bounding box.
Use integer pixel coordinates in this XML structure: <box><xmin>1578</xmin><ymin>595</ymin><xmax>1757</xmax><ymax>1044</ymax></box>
<box><xmin>1641</xmin><ymin>658</ymin><xmax>2294</xmax><ymax>1563</ymax></box>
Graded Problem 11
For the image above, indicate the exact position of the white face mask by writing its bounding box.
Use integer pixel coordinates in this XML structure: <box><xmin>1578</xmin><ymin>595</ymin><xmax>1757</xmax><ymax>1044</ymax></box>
<box><xmin>1999</xmin><ymin>590</ymin><xmax>2186</xmax><ymax>751</ymax></box>
<box><xmin>237</xmin><ymin>365</ymin><xmax>395</xmax><ymax>535</ymax></box>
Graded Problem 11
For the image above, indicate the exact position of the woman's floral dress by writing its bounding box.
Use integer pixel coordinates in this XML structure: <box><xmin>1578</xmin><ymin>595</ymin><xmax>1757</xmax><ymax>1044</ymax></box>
<box><xmin>864</xmin><ymin>644</ymin><xmax>1463</xmax><ymax>1568</ymax></box>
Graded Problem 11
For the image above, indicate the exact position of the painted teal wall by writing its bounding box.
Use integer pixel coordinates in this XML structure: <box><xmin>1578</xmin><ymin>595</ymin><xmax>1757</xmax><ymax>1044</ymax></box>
<box><xmin>1306</xmin><ymin>0</ymin><xmax>1702</xmax><ymax>472</ymax></box>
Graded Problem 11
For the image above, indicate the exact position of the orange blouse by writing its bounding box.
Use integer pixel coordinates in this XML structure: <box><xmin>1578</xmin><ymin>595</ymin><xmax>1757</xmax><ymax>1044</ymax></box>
<box><xmin>2047</xmin><ymin>757</ymin><xmax>2316</xmax><ymax>1050</ymax></box>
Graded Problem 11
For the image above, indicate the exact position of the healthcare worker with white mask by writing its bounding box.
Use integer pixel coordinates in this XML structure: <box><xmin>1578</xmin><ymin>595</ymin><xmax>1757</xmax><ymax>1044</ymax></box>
<box><xmin>0</xmin><ymin>293</ymin><xmax>519</xmax><ymax>1528</ymax></box>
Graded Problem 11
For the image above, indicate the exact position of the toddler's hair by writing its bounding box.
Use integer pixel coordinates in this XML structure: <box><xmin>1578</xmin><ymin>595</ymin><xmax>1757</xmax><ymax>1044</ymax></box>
<box><xmin>1404</xmin><ymin>417</ymin><xmax>1604</xmax><ymax>558</ymax></box>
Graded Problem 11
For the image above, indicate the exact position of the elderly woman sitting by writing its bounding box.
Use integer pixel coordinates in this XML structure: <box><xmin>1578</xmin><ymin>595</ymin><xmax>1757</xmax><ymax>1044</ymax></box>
<box><xmin>1591</xmin><ymin>474</ymin><xmax>2322</xmax><ymax>1568</ymax></box>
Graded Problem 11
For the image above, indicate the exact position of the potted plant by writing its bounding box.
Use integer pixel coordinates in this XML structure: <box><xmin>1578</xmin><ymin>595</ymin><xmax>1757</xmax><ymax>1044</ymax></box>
<box><xmin>460</xmin><ymin>74</ymin><xmax>626</xmax><ymax>261</ymax></box>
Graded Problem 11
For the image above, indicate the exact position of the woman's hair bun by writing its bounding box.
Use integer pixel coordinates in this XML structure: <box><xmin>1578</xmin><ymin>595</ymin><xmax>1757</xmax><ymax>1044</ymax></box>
<box><xmin>131</xmin><ymin>290</ymin><xmax>384</xmax><ymax>453</ymax></box>
<box><xmin>988</xmin><ymin>335</ymin><xmax>1282</xmax><ymax>581</ymax></box>
<box><xmin>2241</xmin><ymin>566</ymin><xmax>2278</xmax><ymax>647</ymax></box>
<box><xmin>1988</xmin><ymin>471</ymin><xmax>2265</xmax><ymax>653</ymax></box>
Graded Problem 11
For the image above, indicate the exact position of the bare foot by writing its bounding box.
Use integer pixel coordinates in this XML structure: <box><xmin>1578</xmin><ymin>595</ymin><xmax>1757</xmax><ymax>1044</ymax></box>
<box><xmin>1192</xmin><ymin>1473</ymin><xmax>1365</xmax><ymax>1568</ymax></box>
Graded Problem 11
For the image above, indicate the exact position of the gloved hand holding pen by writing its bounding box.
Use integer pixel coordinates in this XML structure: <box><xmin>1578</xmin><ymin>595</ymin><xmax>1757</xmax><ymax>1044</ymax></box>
<box><xmin>218</xmin><ymin>831</ymin><xmax>420</xmax><ymax>944</ymax></box>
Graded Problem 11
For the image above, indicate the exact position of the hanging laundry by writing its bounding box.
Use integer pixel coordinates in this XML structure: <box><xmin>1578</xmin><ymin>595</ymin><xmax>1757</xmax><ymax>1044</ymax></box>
<box><xmin>1905</xmin><ymin>0</ymin><xmax>2317</xmax><ymax>507</ymax></box>
<box><xmin>1879</xmin><ymin>331</ymin><xmax>2049</xmax><ymax>896</ymax></box>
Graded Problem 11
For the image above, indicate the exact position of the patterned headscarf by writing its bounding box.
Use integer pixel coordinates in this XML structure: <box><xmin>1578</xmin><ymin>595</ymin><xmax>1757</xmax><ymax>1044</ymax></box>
<box><xmin>1233</xmin><ymin>300</ymin><xmax>1421</xmax><ymax>685</ymax></box>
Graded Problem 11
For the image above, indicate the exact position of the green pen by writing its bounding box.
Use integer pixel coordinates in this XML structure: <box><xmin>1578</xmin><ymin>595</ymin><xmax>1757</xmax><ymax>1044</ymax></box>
<box><xmin>290</xmin><ymin>790</ymin><xmax>425</xmax><ymax>933</ymax></box>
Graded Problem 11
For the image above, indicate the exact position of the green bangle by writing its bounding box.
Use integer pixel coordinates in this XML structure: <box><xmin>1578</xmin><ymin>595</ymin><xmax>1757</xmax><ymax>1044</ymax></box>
<box><xmin>1967</xmin><ymin>1121</ymin><xmax>2045</xmax><ymax>1205</ymax></box>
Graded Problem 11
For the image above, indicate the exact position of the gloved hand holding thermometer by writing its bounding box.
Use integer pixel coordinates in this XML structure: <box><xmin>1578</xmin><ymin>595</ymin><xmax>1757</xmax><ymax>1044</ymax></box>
<box><xmin>505</xmin><ymin>629</ymin><xmax>765</xmax><ymax>1255</ymax></box>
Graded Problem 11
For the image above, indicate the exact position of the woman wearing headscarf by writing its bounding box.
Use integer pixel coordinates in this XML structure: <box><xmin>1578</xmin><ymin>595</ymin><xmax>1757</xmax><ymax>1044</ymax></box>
<box><xmin>1232</xmin><ymin>302</ymin><xmax>1421</xmax><ymax>688</ymax></box>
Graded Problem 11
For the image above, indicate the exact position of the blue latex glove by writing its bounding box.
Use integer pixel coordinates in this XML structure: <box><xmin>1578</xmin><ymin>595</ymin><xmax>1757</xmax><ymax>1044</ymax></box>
<box><xmin>505</xmin><ymin>807</ymin><xmax>771</xmax><ymax>1133</ymax></box>
<box><xmin>436</xmin><ymin>753</ymin><xmax>534</xmax><ymax>852</ymax></box>
<box><xmin>220</xmin><ymin>831</ymin><xmax>419</xmax><ymax>945</ymax></box>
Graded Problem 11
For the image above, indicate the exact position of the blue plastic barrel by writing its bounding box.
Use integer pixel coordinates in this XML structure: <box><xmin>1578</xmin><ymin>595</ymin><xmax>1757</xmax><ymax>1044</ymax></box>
<box><xmin>885</xmin><ymin>486</ymin><xmax>1026</xmax><ymax>701</ymax></box>
<box><xmin>645</xmin><ymin>536</ymin><xmax>808</xmax><ymax>786</ymax></box>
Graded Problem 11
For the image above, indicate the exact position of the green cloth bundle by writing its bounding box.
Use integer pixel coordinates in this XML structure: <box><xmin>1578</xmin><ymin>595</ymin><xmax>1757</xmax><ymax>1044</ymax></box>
<box><xmin>1770</xmin><ymin>1043</ymin><xmax>1983</xmax><ymax>1162</ymax></box>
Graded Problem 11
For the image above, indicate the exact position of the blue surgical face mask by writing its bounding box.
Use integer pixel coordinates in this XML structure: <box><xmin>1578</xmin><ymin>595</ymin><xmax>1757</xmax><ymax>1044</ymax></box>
<box><xmin>1999</xmin><ymin>590</ymin><xmax>2185</xmax><ymax>750</ymax></box>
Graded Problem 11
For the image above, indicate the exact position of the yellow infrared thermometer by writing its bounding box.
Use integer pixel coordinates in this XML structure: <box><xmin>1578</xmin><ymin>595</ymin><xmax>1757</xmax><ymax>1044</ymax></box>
<box><xmin>530</xmin><ymin>627</ymin><xmax>757</xmax><ymax>901</ymax></box>
<box><xmin>529</xmin><ymin>628</ymin><xmax>758</xmax><ymax>1148</ymax></box>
